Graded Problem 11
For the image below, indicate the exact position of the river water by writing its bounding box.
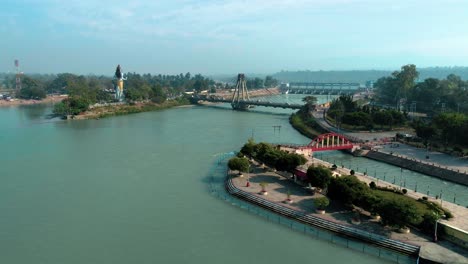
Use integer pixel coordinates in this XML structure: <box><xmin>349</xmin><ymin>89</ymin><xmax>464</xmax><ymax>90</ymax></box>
<box><xmin>0</xmin><ymin>98</ymin><xmax>466</xmax><ymax>263</ymax></box>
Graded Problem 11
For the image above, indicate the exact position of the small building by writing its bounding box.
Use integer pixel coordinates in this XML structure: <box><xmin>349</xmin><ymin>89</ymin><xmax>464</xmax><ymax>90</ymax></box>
<box><xmin>293</xmin><ymin>167</ymin><xmax>307</xmax><ymax>181</ymax></box>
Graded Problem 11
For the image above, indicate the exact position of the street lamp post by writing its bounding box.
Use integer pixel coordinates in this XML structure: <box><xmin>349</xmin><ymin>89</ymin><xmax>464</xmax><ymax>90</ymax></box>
<box><xmin>434</xmin><ymin>214</ymin><xmax>446</xmax><ymax>242</ymax></box>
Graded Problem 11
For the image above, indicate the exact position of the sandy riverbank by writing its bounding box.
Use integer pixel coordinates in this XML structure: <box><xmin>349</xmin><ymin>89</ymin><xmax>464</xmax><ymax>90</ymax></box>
<box><xmin>0</xmin><ymin>95</ymin><xmax>67</xmax><ymax>107</ymax></box>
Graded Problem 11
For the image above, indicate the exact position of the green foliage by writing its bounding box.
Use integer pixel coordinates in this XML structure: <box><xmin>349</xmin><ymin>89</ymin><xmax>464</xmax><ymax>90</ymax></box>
<box><xmin>240</xmin><ymin>138</ymin><xmax>256</xmax><ymax>157</ymax></box>
<box><xmin>374</xmin><ymin>65</ymin><xmax>468</xmax><ymax>115</ymax></box>
<box><xmin>314</xmin><ymin>197</ymin><xmax>330</xmax><ymax>210</ymax></box>
<box><xmin>18</xmin><ymin>75</ymin><xmax>46</xmax><ymax>99</ymax></box>
<box><xmin>328</xmin><ymin>175</ymin><xmax>452</xmax><ymax>230</ymax></box>
<box><xmin>46</xmin><ymin>73</ymin><xmax>87</xmax><ymax>94</ymax></box>
<box><xmin>239</xmin><ymin>140</ymin><xmax>306</xmax><ymax>172</ymax></box>
<box><xmin>306</xmin><ymin>165</ymin><xmax>332</xmax><ymax>189</ymax></box>
<box><xmin>289</xmin><ymin>110</ymin><xmax>325</xmax><ymax>139</ymax></box>
<box><xmin>328</xmin><ymin>175</ymin><xmax>371</xmax><ymax>207</ymax></box>
<box><xmin>264</xmin><ymin>76</ymin><xmax>278</xmax><ymax>87</ymax></box>
<box><xmin>375</xmin><ymin>64</ymin><xmax>419</xmax><ymax>106</ymax></box>
<box><xmin>376</xmin><ymin>198</ymin><xmax>423</xmax><ymax>228</ymax></box>
<box><xmin>246</xmin><ymin>77</ymin><xmax>264</xmax><ymax>89</ymax></box>
<box><xmin>342</xmin><ymin>112</ymin><xmax>372</xmax><ymax>128</ymax></box>
<box><xmin>53</xmin><ymin>96</ymin><xmax>90</xmax><ymax>116</ymax></box>
<box><xmin>228</xmin><ymin>157</ymin><xmax>250</xmax><ymax>173</ymax></box>
<box><xmin>412</xmin><ymin>112</ymin><xmax>468</xmax><ymax>147</ymax></box>
<box><xmin>369</xmin><ymin>181</ymin><xmax>377</xmax><ymax>189</ymax></box>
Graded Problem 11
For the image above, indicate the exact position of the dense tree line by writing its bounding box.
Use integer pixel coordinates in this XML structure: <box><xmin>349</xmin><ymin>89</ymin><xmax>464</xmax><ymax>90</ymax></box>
<box><xmin>17</xmin><ymin>75</ymin><xmax>47</xmax><ymax>99</ymax></box>
<box><xmin>413</xmin><ymin>113</ymin><xmax>468</xmax><ymax>149</ymax></box>
<box><xmin>327</xmin><ymin>174</ymin><xmax>451</xmax><ymax>232</ymax></box>
<box><xmin>239</xmin><ymin>139</ymin><xmax>307</xmax><ymax>172</ymax></box>
<box><xmin>374</xmin><ymin>65</ymin><xmax>468</xmax><ymax>114</ymax></box>
<box><xmin>374</xmin><ymin>65</ymin><xmax>468</xmax><ymax>148</ymax></box>
<box><xmin>0</xmin><ymin>72</ymin><xmax>214</xmax><ymax>116</ymax></box>
<box><xmin>215</xmin><ymin>75</ymin><xmax>278</xmax><ymax>89</ymax></box>
<box><xmin>327</xmin><ymin>95</ymin><xmax>406</xmax><ymax>130</ymax></box>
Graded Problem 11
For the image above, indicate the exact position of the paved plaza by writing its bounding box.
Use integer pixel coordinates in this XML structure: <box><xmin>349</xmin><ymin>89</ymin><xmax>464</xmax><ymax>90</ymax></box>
<box><xmin>230</xmin><ymin>158</ymin><xmax>468</xmax><ymax>263</ymax></box>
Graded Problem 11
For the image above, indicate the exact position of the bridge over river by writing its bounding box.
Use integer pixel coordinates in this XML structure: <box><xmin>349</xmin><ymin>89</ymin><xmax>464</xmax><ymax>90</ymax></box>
<box><xmin>191</xmin><ymin>95</ymin><xmax>304</xmax><ymax>110</ymax></box>
<box><xmin>193</xmin><ymin>73</ymin><xmax>305</xmax><ymax>110</ymax></box>
<box><xmin>282</xmin><ymin>82</ymin><xmax>364</xmax><ymax>95</ymax></box>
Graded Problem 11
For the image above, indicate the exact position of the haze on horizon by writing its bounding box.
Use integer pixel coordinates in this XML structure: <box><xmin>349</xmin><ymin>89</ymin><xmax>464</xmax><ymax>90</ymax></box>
<box><xmin>1</xmin><ymin>0</ymin><xmax>468</xmax><ymax>75</ymax></box>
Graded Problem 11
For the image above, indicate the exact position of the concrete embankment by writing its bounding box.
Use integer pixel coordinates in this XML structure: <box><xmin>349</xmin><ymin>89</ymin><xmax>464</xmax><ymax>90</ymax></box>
<box><xmin>365</xmin><ymin>150</ymin><xmax>468</xmax><ymax>187</ymax></box>
<box><xmin>225</xmin><ymin>177</ymin><xmax>420</xmax><ymax>259</ymax></box>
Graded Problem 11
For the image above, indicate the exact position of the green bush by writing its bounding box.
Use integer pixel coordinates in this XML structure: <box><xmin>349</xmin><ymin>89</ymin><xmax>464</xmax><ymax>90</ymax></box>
<box><xmin>228</xmin><ymin>157</ymin><xmax>250</xmax><ymax>173</ymax></box>
<box><xmin>314</xmin><ymin>197</ymin><xmax>330</xmax><ymax>210</ymax></box>
<box><xmin>307</xmin><ymin>165</ymin><xmax>332</xmax><ymax>189</ymax></box>
<box><xmin>239</xmin><ymin>140</ymin><xmax>306</xmax><ymax>172</ymax></box>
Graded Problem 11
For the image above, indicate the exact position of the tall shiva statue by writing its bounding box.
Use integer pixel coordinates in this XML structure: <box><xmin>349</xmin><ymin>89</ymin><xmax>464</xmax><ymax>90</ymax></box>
<box><xmin>114</xmin><ymin>64</ymin><xmax>126</xmax><ymax>101</ymax></box>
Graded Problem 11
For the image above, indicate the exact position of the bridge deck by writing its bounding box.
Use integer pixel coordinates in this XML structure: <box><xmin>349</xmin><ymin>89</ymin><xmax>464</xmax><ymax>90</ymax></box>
<box><xmin>193</xmin><ymin>96</ymin><xmax>303</xmax><ymax>110</ymax></box>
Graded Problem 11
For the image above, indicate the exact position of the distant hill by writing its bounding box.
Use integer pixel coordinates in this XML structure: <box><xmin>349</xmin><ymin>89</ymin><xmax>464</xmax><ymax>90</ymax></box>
<box><xmin>273</xmin><ymin>67</ymin><xmax>468</xmax><ymax>84</ymax></box>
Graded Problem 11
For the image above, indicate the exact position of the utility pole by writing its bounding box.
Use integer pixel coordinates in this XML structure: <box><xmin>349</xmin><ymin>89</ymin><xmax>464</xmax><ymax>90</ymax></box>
<box><xmin>272</xmin><ymin>125</ymin><xmax>281</xmax><ymax>134</ymax></box>
<box><xmin>15</xmin><ymin>59</ymin><xmax>22</xmax><ymax>96</ymax></box>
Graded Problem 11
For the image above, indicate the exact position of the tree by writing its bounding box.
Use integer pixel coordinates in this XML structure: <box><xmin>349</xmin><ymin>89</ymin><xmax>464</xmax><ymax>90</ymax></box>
<box><xmin>314</xmin><ymin>197</ymin><xmax>330</xmax><ymax>210</ymax></box>
<box><xmin>18</xmin><ymin>75</ymin><xmax>46</xmax><ymax>99</ymax></box>
<box><xmin>372</xmin><ymin>110</ymin><xmax>393</xmax><ymax>129</ymax></box>
<box><xmin>302</xmin><ymin>96</ymin><xmax>318</xmax><ymax>113</ymax></box>
<box><xmin>276</xmin><ymin>153</ymin><xmax>307</xmax><ymax>172</ymax></box>
<box><xmin>53</xmin><ymin>96</ymin><xmax>90</xmax><ymax>116</ymax></box>
<box><xmin>228</xmin><ymin>157</ymin><xmax>250</xmax><ymax>173</ymax></box>
<box><xmin>264</xmin><ymin>76</ymin><xmax>278</xmax><ymax>87</ymax></box>
<box><xmin>394</xmin><ymin>64</ymin><xmax>419</xmax><ymax>103</ymax></box>
<box><xmin>240</xmin><ymin>138</ymin><xmax>256</xmax><ymax>157</ymax></box>
<box><xmin>376</xmin><ymin>198</ymin><xmax>423</xmax><ymax>228</ymax></box>
<box><xmin>46</xmin><ymin>73</ymin><xmax>83</xmax><ymax>94</ymax></box>
<box><xmin>328</xmin><ymin>175</ymin><xmax>371</xmax><ymax>206</ymax></box>
<box><xmin>374</xmin><ymin>64</ymin><xmax>419</xmax><ymax>109</ymax></box>
<box><xmin>306</xmin><ymin>165</ymin><xmax>332</xmax><ymax>189</ymax></box>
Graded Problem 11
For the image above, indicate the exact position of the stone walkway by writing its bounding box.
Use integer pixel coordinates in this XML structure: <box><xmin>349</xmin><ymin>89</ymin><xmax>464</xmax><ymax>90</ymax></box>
<box><xmin>231</xmin><ymin>160</ymin><xmax>468</xmax><ymax>263</ymax></box>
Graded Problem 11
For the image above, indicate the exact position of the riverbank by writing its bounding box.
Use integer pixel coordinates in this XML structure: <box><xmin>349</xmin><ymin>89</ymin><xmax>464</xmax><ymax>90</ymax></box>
<box><xmin>0</xmin><ymin>95</ymin><xmax>67</xmax><ymax>107</ymax></box>
<box><xmin>70</xmin><ymin>97</ymin><xmax>190</xmax><ymax>120</ymax></box>
<box><xmin>289</xmin><ymin>109</ymin><xmax>327</xmax><ymax>139</ymax></box>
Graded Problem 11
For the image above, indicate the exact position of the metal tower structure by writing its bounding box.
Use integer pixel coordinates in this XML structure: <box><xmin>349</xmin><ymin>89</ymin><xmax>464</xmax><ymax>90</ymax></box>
<box><xmin>231</xmin><ymin>73</ymin><xmax>251</xmax><ymax>110</ymax></box>
<box><xmin>15</xmin><ymin>59</ymin><xmax>22</xmax><ymax>93</ymax></box>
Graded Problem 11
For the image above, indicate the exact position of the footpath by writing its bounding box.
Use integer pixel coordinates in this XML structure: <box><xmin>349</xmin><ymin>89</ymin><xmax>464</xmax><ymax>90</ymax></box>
<box><xmin>231</xmin><ymin>158</ymin><xmax>468</xmax><ymax>263</ymax></box>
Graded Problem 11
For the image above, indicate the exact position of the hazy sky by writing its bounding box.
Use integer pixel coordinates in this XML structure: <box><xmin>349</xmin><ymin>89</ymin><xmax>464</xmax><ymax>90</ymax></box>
<box><xmin>1</xmin><ymin>0</ymin><xmax>468</xmax><ymax>75</ymax></box>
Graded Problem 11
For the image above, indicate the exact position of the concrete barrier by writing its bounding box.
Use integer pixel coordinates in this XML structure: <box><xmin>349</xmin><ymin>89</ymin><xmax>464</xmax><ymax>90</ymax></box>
<box><xmin>365</xmin><ymin>151</ymin><xmax>468</xmax><ymax>187</ymax></box>
<box><xmin>442</xmin><ymin>223</ymin><xmax>468</xmax><ymax>250</ymax></box>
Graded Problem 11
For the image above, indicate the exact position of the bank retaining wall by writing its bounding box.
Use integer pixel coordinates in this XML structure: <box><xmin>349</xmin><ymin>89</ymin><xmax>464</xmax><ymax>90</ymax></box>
<box><xmin>365</xmin><ymin>150</ymin><xmax>468</xmax><ymax>187</ymax></box>
<box><xmin>225</xmin><ymin>177</ymin><xmax>420</xmax><ymax>258</ymax></box>
<box><xmin>441</xmin><ymin>223</ymin><xmax>468</xmax><ymax>250</ymax></box>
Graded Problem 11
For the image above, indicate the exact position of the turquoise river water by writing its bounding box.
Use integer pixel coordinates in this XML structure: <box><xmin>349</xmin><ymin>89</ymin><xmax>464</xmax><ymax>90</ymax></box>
<box><xmin>0</xmin><ymin>96</ymin><xmax>466</xmax><ymax>263</ymax></box>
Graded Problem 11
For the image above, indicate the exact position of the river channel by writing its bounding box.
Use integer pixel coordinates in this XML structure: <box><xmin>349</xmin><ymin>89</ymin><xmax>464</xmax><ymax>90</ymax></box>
<box><xmin>0</xmin><ymin>96</ymin><xmax>466</xmax><ymax>263</ymax></box>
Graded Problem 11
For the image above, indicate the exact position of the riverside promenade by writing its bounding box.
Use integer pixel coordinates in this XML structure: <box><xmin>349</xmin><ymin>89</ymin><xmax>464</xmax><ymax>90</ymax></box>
<box><xmin>230</xmin><ymin>157</ymin><xmax>468</xmax><ymax>264</ymax></box>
